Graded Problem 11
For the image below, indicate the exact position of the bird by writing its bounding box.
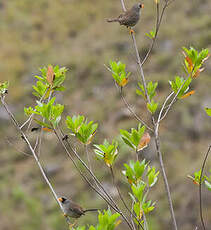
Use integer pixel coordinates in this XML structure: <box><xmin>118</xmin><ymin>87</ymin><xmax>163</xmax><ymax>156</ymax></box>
<box><xmin>58</xmin><ymin>197</ymin><xmax>98</xmax><ymax>222</ymax></box>
<box><xmin>107</xmin><ymin>3</ymin><xmax>144</xmax><ymax>33</ymax></box>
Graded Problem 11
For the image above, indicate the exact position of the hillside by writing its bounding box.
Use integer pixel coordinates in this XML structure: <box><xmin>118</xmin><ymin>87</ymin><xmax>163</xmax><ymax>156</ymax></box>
<box><xmin>0</xmin><ymin>0</ymin><xmax>211</xmax><ymax>229</ymax></box>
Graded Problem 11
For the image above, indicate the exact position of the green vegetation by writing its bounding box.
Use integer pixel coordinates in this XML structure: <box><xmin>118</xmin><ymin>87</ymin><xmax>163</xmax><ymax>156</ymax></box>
<box><xmin>0</xmin><ymin>0</ymin><xmax>211</xmax><ymax>230</ymax></box>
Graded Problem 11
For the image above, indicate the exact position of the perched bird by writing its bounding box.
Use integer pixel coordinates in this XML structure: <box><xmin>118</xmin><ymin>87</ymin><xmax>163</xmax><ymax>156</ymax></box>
<box><xmin>58</xmin><ymin>197</ymin><xmax>98</xmax><ymax>219</ymax></box>
<box><xmin>107</xmin><ymin>3</ymin><xmax>144</xmax><ymax>32</ymax></box>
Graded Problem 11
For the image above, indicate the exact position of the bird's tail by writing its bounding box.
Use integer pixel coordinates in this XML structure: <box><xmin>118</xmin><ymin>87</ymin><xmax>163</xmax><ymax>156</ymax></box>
<box><xmin>84</xmin><ymin>208</ymin><xmax>99</xmax><ymax>213</ymax></box>
<box><xmin>107</xmin><ymin>18</ymin><xmax>119</xmax><ymax>23</ymax></box>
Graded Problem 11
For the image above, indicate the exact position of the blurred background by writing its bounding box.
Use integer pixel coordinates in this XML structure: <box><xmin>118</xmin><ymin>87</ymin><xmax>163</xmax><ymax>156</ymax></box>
<box><xmin>0</xmin><ymin>0</ymin><xmax>211</xmax><ymax>229</ymax></box>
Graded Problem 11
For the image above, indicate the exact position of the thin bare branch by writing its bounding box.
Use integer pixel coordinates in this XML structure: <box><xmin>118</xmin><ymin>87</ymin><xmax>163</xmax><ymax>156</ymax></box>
<box><xmin>54</xmin><ymin>128</ymin><xmax>134</xmax><ymax>230</ymax></box>
<box><xmin>119</xmin><ymin>88</ymin><xmax>153</xmax><ymax>132</ymax></box>
<box><xmin>156</xmin><ymin>92</ymin><xmax>174</xmax><ymax>131</ymax></box>
<box><xmin>0</xmin><ymin>95</ymin><xmax>72</xmax><ymax>223</ymax></box>
<box><xmin>141</xmin><ymin>2</ymin><xmax>169</xmax><ymax>66</ymax></box>
<box><xmin>160</xmin><ymin>78</ymin><xmax>189</xmax><ymax>121</ymax></box>
<box><xmin>154</xmin><ymin>134</ymin><xmax>178</xmax><ymax>230</ymax></box>
<box><xmin>110</xmin><ymin>167</ymin><xmax>144</xmax><ymax>230</ymax></box>
<box><xmin>20</xmin><ymin>89</ymin><xmax>48</xmax><ymax>130</ymax></box>
<box><xmin>199</xmin><ymin>145</ymin><xmax>211</xmax><ymax>230</ymax></box>
<box><xmin>119</xmin><ymin>1</ymin><xmax>178</xmax><ymax>229</ymax></box>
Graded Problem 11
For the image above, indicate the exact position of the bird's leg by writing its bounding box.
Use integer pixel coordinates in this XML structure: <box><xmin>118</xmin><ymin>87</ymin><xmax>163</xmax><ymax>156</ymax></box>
<box><xmin>129</xmin><ymin>27</ymin><xmax>135</xmax><ymax>35</ymax></box>
<box><xmin>69</xmin><ymin>220</ymin><xmax>77</xmax><ymax>229</ymax></box>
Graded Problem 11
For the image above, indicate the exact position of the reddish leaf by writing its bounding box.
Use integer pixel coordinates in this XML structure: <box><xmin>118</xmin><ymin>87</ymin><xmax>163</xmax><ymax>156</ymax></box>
<box><xmin>137</xmin><ymin>133</ymin><xmax>151</xmax><ymax>151</ymax></box>
<box><xmin>47</xmin><ymin>65</ymin><xmax>55</xmax><ymax>85</ymax></box>
<box><xmin>119</xmin><ymin>78</ymin><xmax>129</xmax><ymax>87</ymax></box>
<box><xmin>181</xmin><ymin>90</ymin><xmax>195</xmax><ymax>99</ymax></box>
<box><xmin>42</xmin><ymin>127</ymin><xmax>53</xmax><ymax>132</ymax></box>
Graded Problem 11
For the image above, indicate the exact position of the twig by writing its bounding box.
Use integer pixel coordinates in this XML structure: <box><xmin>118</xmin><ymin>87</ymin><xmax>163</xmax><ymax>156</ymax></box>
<box><xmin>154</xmin><ymin>133</ymin><xmax>178</xmax><ymax>230</ymax></box>
<box><xmin>141</xmin><ymin>1</ymin><xmax>169</xmax><ymax>66</ymax></box>
<box><xmin>120</xmin><ymin>0</ymin><xmax>126</xmax><ymax>12</ymax></box>
<box><xmin>0</xmin><ymin>95</ymin><xmax>71</xmax><ymax>222</ymax></box>
<box><xmin>130</xmin><ymin>33</ymin><xmax>150</xmax><ymax>103</ymax></box>
<box><xmin>160</xmin><ymin>78</ymin><xmax>189</xmax><ymax>121</ymax></box>
<box><xmin>131</xmin><ymin>201</ymin><xmax>136</xmax><ymax>230</ymax></box>
<box><xmin>85</xmin><ymin>145</ymin><xmax>93</xmax><ymax>171</ymax></box>
<box><xmin>104</xmin><ymin>64</ymin><xmax>152</xmax><ymax>131</ymax></box>
<box><xmin>58</xmin><ymin>128</ymin><xmax>119</xmax><ymax>210</ymax></box>
<box><xmin>110</xmin><ymin>167</ymin><xmax>144</xmax><ymax>230</ymax></box>
<box><xmin>54</xmin><ymin>128</ymin><xmax>134</xmax><ymax>230</ymax></box>
<box><xmin>119</xmin><ymin>87</ymin><xmax>153</xmax><ymax>132</ymax></box>
<box><xmin>53</xmin><ymin>128</ymin><xmax>117</xmax><ymax>210</ymax></box>
<box><xmin>119</xmin><ymin>1</ymin><xmax>178</xmax><ymax>229</ymax></box>
<box><xmin>20</xmin><ymin>89</ymin><xmax>48</xmax><ymax>130</ymax></box>
<box><xmin>36</xmin><ymin>91</ymin><xmax>53</xmax><ymax>158</ymax></box>
<box><xmin>156</xmin><ymin>92</ymin><xmax>174</xmax><ymax>131</ymax></box>
<box><xmin>199</xmin><ymin>145</ymin><xmax>211</xmax><ymax>230</ymax></box>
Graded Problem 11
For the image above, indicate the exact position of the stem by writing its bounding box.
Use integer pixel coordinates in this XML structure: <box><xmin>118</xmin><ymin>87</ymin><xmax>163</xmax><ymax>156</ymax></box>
<box><xmin>0</xmin><ymin>95</ymin><xmax>67</xmax><ymax>218</ymax></box>
<box><xmin>54</xmin><ymin>128</ymin><xmax>134</xmax><ymax>230</ymax></box>
<box><xmin>118</xmin><ymin>1</ymin><xmax>178</xmax><ymax>229</ymax></box>
<box><xmin>199</xmin><ymin>145</ymin><xmax>211</xmax><ymax>230</ymax></box>
<box><xmin>154</xmin><ymin>134</ymin><xmax>178</xmax><ymax>230</ymax></box>
<box><xmin>53</xmin><ymin>128</ymin><xmax>119</xmax><ymax>212</ymax></box>
<box><xmin>160</xmin><ymin>78</ymin><xmax>189</xmax><ymax>121</ymax></box>
<box><xmin>110</xmin><ymin>167</ymin><xmax>144</xmax><ymax>230</ymax></box>
<box><xmin>120</xmin><ymin>87</ymin><xmax>153</xmax><ymax>131</ymax></box>
<box><xmin>20</xmin><ymin>89</ymin><xmax>48</xmax><ymax>130</ymax></box>
<box><xmin>141</xmin><ymin>2</ymin><xmax>169</xmax><ymax>66</ymax></box>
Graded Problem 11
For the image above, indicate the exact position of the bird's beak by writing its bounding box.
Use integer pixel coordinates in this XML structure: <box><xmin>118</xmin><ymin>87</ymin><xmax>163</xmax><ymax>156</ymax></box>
<box><xmin>58</xmin><ymin>197</ymin><xmax>63</xmax><ymax>202</ymax></box>
<box><xmin>141</xmin><ymin>4</ymin><xmax>144</xmax><ymax>8</ymax></box>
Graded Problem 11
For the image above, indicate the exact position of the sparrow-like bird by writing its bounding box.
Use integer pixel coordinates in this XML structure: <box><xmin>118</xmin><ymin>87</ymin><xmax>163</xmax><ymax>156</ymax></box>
<box><xmin>58</xmin><ymin>197</ymin><xmax>98</xmax><ymax>219</ymax></box>
<box><xmin>107</xmin><ymin>3</ymin><xmax>144</xmax><ymax>29</ymax></box>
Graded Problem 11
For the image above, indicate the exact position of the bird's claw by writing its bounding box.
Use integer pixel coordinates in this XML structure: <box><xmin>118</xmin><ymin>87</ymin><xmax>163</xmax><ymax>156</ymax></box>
<box><xmin>69</xmin><ymin>220</ymin><xmax>77</xmax><ymax>229</ymax></box>
<box><xmin>129</xmin><ymin>29</ymin><xmax>135</xmax><ymax>35</ymax></box>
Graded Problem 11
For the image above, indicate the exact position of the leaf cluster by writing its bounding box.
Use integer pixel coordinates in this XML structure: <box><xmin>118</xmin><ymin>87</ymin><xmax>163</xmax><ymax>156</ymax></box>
<box><xmin>66</xmin><ymin>115</ymin><xmax>98</xmax><ymax>145</ymax></box>
<box><xmin>123</xmin><ymin>160</ymin><xmax>159</xmax><ymax>221</ymax></box>
<box><xmin>33</xmin><ymin>65</ymin><xmax>67</xmax><ymax>98</ymax></box>
<box><xmin>109</xmin><ymin>61</ymin><xmax>130</xmax><ymax>87</ymax></box>
<box><xmin>94</xmin><ymin>139</ymin><xmax>118</xmax><ymax>167</ymax></box>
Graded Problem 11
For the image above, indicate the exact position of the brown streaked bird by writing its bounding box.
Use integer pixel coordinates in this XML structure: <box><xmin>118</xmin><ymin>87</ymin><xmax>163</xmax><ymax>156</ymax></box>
<box><xmin>107</xmin><ymin>3</ymin><xmax>144</xmax><ymax>30</ymax></box>
<box><xmin>58</xmin><ymin>197</ymin><xmax>98</xmax><ymax>219</ymax></box>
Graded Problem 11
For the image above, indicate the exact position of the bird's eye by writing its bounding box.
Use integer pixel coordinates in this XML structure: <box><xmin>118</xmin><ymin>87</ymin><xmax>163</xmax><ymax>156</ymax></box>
<box><xmin>139</xmin><ymin>3</ymin><xmax>144</xmax><ymax>8</ymax></box>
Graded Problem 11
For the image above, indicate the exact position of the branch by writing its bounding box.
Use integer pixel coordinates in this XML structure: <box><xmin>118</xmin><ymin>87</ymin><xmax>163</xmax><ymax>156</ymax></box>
<box><xmin>141</xmin><ymin>1</ymin><xmax>170</xmax><ymax>66</ymax></box>
<box><xmin>119</xmin><ymin>87</ymin><xmax>153</xmax><ymax>132</ymax></box>
<box><xmin>54</xmin><ymin>128</ymin><xmax>134</xmax><ymax>230</ymax></box>
<box><xmin>20</xmin><ymin>89</ymin><xmax>48</xmax><ymax>130</ymax></box>
<box><xmin>160</xmin><ymin>78</ymin><xmax>189</xmax><ymax>121</ymax></box>
<box><xmin>154</xmin><ymin>133</ymin><xmax>178</xmax><ymax>230</ymax></box>
<box><xmin>104</xmin><ymin>64</ymin><xmax>153</xmax><ymax>131</ymax></box>
<box><xmin>119</xmin><ymin>1</ymin><xmax>178</xmax><ymax>229</ymax></box>
<box><xmin>0</xmin><ymin>95</ymin><xmax>70</xmax><ymax>223</ymax></box>
<box><xmin>199</xmin><ymin>145</ymin><xmax>211</xmax><ymax>230</ymax></box>
<box><xmin>54</xmin><ymin>128</ymin><xmax>119</xmax><ymax>211</ymax></box>
<box><xmin>110</xmin><ymin>167</ymin><xmax>144</xmax><ymax>230</ymax></box>
<box><xmin>156</xmin><ymin>91</ymin><xmax>174</xmax><ymax>132</ymax></box>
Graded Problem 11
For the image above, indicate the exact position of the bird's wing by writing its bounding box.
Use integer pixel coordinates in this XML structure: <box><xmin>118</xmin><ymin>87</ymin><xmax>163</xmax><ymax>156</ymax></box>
<box><xmin>70</xmin><ymin>204</ymin><xmax>84</xmax><ymax>216</ymax></box>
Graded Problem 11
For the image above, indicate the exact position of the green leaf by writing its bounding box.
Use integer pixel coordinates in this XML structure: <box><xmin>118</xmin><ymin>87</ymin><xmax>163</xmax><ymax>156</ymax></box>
<box><xmin>33</xmin><ymin>119</ymin><xmax>52</xmax><ymax>129</ymax></box>
<box><xmin>109</xmin><ymin>60</ymin><xmax>130</xmax><ymax>87</ymax></box>
<box><xmin>147</xmin><ymin>100</ymin><xmax>158</xmax><ymax>114</ymax></box>
<box><xmin>120</xmin><ymin>124</ymin><xmax>145</xmax><ymax>151</ymax></box>
<box><xmin>131</xmin><ymin>181</ymin><xmax>146</xmax><ymax>201</ymax></box>
<box><xmin>205</xmin><ymin>108</ymin><xmax>211</xmax><ymax>116</ymax></box>
<box><xmin>205</xmin><ymin>180</ymin><xmax>211</xmax><ymax>191</ymax></box>
<box><xmin>66</xmin><ymin>115</ymin><xmax>98</xmax><ymax>144</ymax></box>
<box><xmin>94</xmin><ymin>139</ymin><xmax>118</xmax><ymax>167</ymax></box>
<box><xmin>0</xmin><ymin>81</ymin><xmax>9</xmax><ymax>94</ymax></box>
<box><xmin>146</xmin><ymin>30</ymin><xmax>156</xmax><ymax>39</ymax></box>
